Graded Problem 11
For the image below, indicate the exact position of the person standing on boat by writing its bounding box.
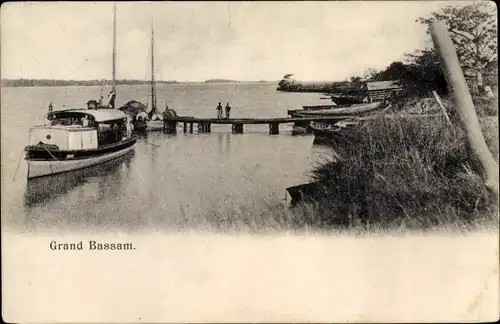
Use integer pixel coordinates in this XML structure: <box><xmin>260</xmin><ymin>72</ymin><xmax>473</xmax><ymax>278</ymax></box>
<box><xmin>105</xmin><ymin>89</ymin><xmax>116</xmax><ymax>109</ymax></box>
<box><xmin>225</xmin><ymin>103</ymin><xmax>231</xmax><ymax>119</ymax></box>
<box><xmin>216</xmin><ymin>102</ymin><xmax>223</xmax><ymax>119</ymax></box>
<box><xmin>98</xmin><ymin>89</ymin><xmax>104</xmax><ymax>106</ymax></box>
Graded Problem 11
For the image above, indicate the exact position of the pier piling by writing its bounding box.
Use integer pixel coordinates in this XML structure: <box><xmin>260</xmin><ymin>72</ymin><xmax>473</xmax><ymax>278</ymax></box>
<box><xmin>165</xmin><ymin>121</ymin><xmax>177</xmax><ymax>134</ymax></box>
<box><xmin>232</xmin><ymin>123</ymin><xmax>244</xmax><ymax>134</ymax></box>
<box><xmin>269</xmin><ymin>122</ymin><xmax>279</xmax><ymax>135</ymax></box>
<box><xmin>189</xmin><ymin>122</ymin><xmax>193</xmax><ymax>133</ymax></box>
<box><xmin>198</xmin><ymin>122</ymin><xmax>211</xmax><ymax>133</ymax></box>
<box><xmin>183</xmin><ymin>122</ymin><xmax>187</xmax><ymax>133</ymax></box>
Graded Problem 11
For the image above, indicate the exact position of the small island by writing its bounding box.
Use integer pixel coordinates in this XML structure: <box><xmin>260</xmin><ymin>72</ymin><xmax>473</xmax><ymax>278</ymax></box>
<box><xmin>204</xmin><ymin>79</ymin><xmax>279</xmax><ymax>84</ymax></box>
<box><xmin>204</xmin><ymin>79</ymin><xmax>240</xmax><ymax>84</ymax></box>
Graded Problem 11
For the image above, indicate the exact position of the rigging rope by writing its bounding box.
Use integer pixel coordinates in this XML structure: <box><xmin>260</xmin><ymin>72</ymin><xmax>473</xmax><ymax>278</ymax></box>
<box><xmin>12</xmin><ymin>151</ymin><xmax>24</xmax><ymax>181</ymax></box>
<box><xmin>44</xmin><ymin>146</ymin><xmax>58</xmax><ymax>175</ymax></box>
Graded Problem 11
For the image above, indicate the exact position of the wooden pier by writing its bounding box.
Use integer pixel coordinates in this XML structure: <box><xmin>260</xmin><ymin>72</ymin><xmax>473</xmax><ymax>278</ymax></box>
<box><xmin>163</xmin><ymin>116</ymin><xmax>351</xmax><ymax>135</ymax></box>
<box><xmin>162</xmin><ymin>113</ymin><xmax>442</xmax><ymax>135</ymax></box>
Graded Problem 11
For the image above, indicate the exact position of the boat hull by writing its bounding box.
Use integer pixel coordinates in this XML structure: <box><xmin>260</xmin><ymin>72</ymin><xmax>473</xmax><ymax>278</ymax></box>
<box><xmin>133</xmin><ymin>120</ymin><xmax>148</xmax><ymax>133</ymax></box>
<box><xmin>27</xmin><ymin>139</ymin><xmax>136</xmax><ymax>180</ymax></box>
<box><xmin>147</xmin><ymin>120</ymin><xmax>164</xmax><ymax>131</ymax></box>
<box><xmin>296</xmin><ymin>102</ymin><xmax>384</xmax><ymax>117</ymax></box>
<box><xmin>310</xmin><ymin>121</ymin><xmax>359</xmax><ymax>145</ymax></box>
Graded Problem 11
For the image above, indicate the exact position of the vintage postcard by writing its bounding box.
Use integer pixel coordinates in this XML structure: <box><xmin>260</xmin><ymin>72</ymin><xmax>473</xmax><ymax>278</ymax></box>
<box><xmin>1</xmin><ymin>1</ymin><xmax>499</xmax><ymax>322</ymax></box>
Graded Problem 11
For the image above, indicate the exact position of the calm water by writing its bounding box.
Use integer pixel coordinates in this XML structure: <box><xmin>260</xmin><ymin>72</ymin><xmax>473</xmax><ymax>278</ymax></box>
<box><xmin>1</xmin><ymin>83</ymin><xmax>333</xmax><ymax>233</ymax></box>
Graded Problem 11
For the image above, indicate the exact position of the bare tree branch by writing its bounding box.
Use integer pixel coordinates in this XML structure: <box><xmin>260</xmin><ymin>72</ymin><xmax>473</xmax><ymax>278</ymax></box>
<box><xmin>450</xmin><ymin>28</ymin><xmax>475</xmax><ymax>40</ymax></box>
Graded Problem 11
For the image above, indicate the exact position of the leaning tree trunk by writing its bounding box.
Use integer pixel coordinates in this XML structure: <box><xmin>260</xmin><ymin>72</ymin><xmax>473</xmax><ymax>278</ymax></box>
<box><xmin>431</xmin><ymin>21</ymin><xmax>499</xmax><ymax>196</ymax></box>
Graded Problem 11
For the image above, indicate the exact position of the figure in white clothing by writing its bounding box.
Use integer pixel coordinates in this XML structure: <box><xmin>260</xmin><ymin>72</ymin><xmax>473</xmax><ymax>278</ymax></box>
<box><xmin>105</xmin><ymin>90</ymin><xmax>116</xmax><ymax>108</ymax></box>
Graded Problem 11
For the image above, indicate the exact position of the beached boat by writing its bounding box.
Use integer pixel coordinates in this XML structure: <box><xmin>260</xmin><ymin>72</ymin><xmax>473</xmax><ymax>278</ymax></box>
<box><xmin>301</xmin><ymin>104</ymin><xmax>351</xmax><ymax>110</ymax></box>
<box><xmin>286</xmin><ymin>182</ymin><xmax>325</xmax><ymax>205</ymax></box>
<box><xmin>310</xmin><ymin>120</ymin><xmax>360</xmax><ymax>145</ymax></box>
<box><xmin>24</xmin><ymin>4</ymin><xmax>137</xmax><ymax>180</ymax></box>
<box><xmin>329</xmin><ymin>94</ymin><xmax>365</xmax><ymax>105</ymax></box>
<box><xmin>296</xmin><ymin>101</ymin><xmax>384</xmax><ymax>117</ymax></box>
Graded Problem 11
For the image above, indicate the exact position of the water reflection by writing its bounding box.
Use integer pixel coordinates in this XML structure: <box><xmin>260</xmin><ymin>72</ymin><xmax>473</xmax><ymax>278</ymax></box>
<box><xmin>215</xmin><ymin>132</ymin><xmax>233</xmax><ymax>156</ymax></box>
<box><xmin>226</xmin><ymin>132</ymin><xmax>231</xmax><ymax>155</ymax></box>
<box><xmin>23</xmin><ymin>152</ymin><xmax>135</xmax><ymax>209</ymax></box>
<box><xmin>217</xmin><ymin>132</ymin><xmax>223</xmax><ymax>155</ymax></box>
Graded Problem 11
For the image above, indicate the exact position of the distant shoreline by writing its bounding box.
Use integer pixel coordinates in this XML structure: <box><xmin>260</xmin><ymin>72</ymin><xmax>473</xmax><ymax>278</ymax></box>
<box><xmin>1</xmin><ymin>79</ymin><xmax>278</xmax><ymax>88</ymax></box>
<box><xmin>1</xmin><ymin>79</ymin><xmax>178</xmax><ymax>88</ymax></box>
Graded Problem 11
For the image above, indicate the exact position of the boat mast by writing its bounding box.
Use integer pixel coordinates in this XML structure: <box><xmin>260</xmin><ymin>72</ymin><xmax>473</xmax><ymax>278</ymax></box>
<box><xmin>111</xmin><ymin>2</ymin><xmax>117</xmax><ymax>108</ymax></box>
<box><xmin>150</xmin><ymin>21</ymin><xmax>157</xmax><ymax>114</ymax></box>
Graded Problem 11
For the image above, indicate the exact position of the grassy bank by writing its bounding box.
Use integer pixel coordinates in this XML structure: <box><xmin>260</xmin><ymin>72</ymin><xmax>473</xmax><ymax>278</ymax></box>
<box><xmin>302</xmin><ymin>99</ymin><xmax>498</xmax><ymax>231</ymax></box>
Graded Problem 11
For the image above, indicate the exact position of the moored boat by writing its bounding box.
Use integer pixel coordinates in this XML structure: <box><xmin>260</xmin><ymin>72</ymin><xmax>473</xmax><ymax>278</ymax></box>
<box><xmin>24</xmin><ymin>147</ymin><xmax>134</xmax><ymax>208</ymax></box>
<box><xmin>122</xmin><ymin>22</ymin><xmax>172</xmax><ymax>133</ymax></box>
<box><xmin>146</xmin><ymin>22</ymin><xmax>172</xmax><ymax>132</ymax></box>
<box><xmin>296</xmin><ymin>101</ymin><xmax>385</xmax><ymax>117</ymax></box>
<box><xmin>147</xmin><ymin>115</ymin><xmax>165</xmax><ymax>131</ymax></box>
<box><xmin>310</xmin><ymin>120</ymin><xmax>360</xmax><ymax>145</ymax></box>
<box><xmin>118</xmin><ymin>100</ymin><xmax>148</xmax><ymax>132</ymax></box>
<box><xmin>329</xmin><ymin>94</ymin><xmax>365</xmax><ymax>105</ymax></box>
<box><xmin>25</xmin><ymin>109</ymin><xmax>136</xmax><ymax>179</ymax></box>
<box><xmin>24</xmin><ymin>3</ymin><xmax>137</xmax><ymax>180</ymax></box>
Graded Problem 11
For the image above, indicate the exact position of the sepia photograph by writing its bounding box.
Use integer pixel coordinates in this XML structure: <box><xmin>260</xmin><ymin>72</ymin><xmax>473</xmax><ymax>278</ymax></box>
<box><xmin>1</xmin><ymin>0</ymin><xmax>499</xmax><ymax>322</ymax></box>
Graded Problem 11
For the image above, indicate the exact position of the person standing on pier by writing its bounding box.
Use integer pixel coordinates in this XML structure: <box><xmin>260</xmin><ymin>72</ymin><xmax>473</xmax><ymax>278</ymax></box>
<box><xmin>216</xmin><ymin>102</ymin><xmax>223</xmax><ymax>119</ymax></box>
<box><xmin>225</xmin><ymin>102</ymin><xmax>231</xmax><ymax>119</ymax></box>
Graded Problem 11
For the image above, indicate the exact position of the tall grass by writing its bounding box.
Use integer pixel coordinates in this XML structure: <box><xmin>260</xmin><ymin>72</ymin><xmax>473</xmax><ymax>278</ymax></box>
<box><xmin>304</xmin><ymin>112</ymin><xmax>499</xmax><ymax>230</ymax></box>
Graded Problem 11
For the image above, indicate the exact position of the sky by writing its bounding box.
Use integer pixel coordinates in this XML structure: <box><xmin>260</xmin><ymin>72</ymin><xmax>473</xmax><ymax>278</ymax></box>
<box><xmin>0</xmin><ymin>1</ymin><xmax>479</xmax><ymax>82</ymax></box>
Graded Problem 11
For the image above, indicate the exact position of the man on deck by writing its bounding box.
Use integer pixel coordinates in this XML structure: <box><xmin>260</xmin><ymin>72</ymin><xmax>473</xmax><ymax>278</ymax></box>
<box><xmin>216</xmin><ymin>102</ymin><xmax>223</xmax><ymax>119</ymax></box>
<box><xmin>105</xmin><ymin>89</ymin><xmax>116</xmax><ymax>109</ymax></box>
<box><xmin>225</xmin><ymin>103</ymin><xmax>231</xmax><ymax>119</ymax></box>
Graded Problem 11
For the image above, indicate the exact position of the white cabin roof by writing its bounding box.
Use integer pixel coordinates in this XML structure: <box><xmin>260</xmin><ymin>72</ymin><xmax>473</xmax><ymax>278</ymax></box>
<box><xmin>47</xmin><ymin>109</ymin><xmax>127</xmax><ymax>122</ymax></box>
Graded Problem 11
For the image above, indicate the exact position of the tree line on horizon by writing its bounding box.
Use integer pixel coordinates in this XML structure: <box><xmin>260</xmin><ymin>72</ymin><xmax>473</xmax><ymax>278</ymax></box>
<box><xmin>0</xmin><ymin>78</ymin><xmax>180</xmax><ymax>87</ymax></box>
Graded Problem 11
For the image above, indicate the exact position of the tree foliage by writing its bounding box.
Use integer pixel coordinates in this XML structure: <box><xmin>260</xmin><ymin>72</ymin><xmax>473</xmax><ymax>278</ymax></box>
<box><xmin>356</xmin><ymin>49</ymin><xmax>448</xmax><ymax>98</ymax></box>
<box><xmin>416</xmin><ymin>2</ymin><xmax>497</xmax><ymax>74</ymax></box>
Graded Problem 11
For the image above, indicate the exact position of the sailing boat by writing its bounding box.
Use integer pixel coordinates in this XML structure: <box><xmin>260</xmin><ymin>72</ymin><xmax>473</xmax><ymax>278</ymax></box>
<box><xmin>116</xmin><ymin>23</ymin><xmax>158</xmax><ymax>133</ymax></box>
<box><xmin>118</xmin><ymin>22</ymin><xmax>171</xmax><ymax>132</ymax></box>
<box><xmin>24</xmin><ymin>3</ymin><xmax>137</xmax><ymax>180</ymax></box>
<box><xmin>145</xmin><ymin>22</ymin><xmax>165</xmax><ymax>132</ymax></box>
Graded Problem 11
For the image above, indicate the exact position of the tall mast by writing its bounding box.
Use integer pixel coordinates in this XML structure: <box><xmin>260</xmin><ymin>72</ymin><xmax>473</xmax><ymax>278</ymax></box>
<box><xmin>111</xmin><ymin>2</ymin><xmax>117</xmax><ymax>108</ymax></box>
<box><xmin>150</xmin><ymin>21</ymin><xmax>157</xmax><ymax>113</ymax></box>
